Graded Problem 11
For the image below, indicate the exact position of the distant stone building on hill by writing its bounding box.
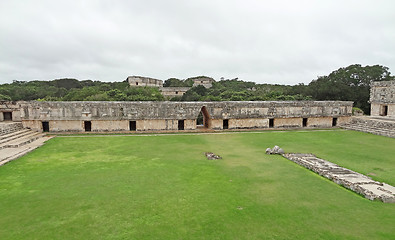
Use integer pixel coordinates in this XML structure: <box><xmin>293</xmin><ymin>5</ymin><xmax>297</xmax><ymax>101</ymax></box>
<box><xmin>370</xmin><ymin>80</ymin><xmax>395</xmax><ymax>117</ymax></box>
<box><xmin>192</xmin><ymin>77</ymin><xmax>215</xmax><ymax>88</ymax></box>
<box><xmin>127</xmin><ymin>75</ymin><xmax>215</xmax><ymax>99</ymax></box>
<box><xmin>127</xmin><ymin>76</ymin><xmax>163</xmax><ymax>87</ymax></box>
<box><xmin>159</xmin><ymin>87</ymin><xmax>191</xmax><ymax>99</ymax></box>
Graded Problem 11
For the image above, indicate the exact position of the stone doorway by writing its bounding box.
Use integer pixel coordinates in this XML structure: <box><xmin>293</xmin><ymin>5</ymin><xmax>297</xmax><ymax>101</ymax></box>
<box><xmin>3</xmin><ymin>112</ymin><xmax>12</xmax><ymax>121</ymax></box>
<box><xmin>42</xmin><ymin>121</ymin><xmax>49</xmax><ymax>132</ymax></box>
<box><xmin>332</xmin><ymin>117</ymin><xmax>338</xmax><ymax>127</ymax></box>
<box><xmin>196</xmin><ymin>106</ymin><xmax>210</xmax><ymax>129</ymax></box>
<box><xmin>380</xmin><ymin>105</ymin><xmax>388</xmax><ymax>116</ymax></box>
<box><xmin>84</xmin><ymin>121</ymin><xmax>92</xmax><ymax>132</ymax></box>
<box><xmin>223</xmin><ymin>119</ymin><xmax>229</xmax><ymax>129</ymax></box>
<box><xmin>129</xmin><ymin>121</ymin><xmax>136</xmax><ymax>131</ymax></box>
<box><xmin>178</xmin><ymin>120</ymin><xmax>184</xmax><ymax>130</ymax></box>
<box><xmin>303</xmin><ymin>118</ymin><xmax>308</xmax><ymax>127</ymax></box>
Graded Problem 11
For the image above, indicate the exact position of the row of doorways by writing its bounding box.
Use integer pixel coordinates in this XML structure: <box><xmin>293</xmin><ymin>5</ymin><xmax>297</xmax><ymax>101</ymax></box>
<box><xmin>41</xmin><ymin>117</ymin><xmax>339</xmax><ymax>132</ymax></box>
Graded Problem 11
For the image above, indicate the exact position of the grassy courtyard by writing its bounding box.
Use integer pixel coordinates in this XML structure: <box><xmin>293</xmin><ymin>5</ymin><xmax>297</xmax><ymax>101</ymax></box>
<box><xmin>0</xmin><ymin>130</ymin><xmax>394</xmax><ymax>239</ymax></box>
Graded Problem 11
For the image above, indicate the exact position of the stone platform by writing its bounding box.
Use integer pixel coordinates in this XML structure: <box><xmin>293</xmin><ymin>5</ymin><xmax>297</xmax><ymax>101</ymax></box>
<box><xmin>283</xmin><ymin>153</ymin><xmax>395</xmax><ymax>203</ymax></box>
<box><xmin>0</xmin><ymin>122</ymin><xmax>53</xmax><ymax>166</ymax></box>
<box><xmin>341</xmin><ymin>116</ymin><xmax>395</xmax><ymax>138</ymax></box>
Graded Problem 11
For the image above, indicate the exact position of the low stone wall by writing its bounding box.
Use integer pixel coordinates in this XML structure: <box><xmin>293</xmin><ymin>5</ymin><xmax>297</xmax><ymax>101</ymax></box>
<box><xmin>283</xmin><ymin>153</ymin><xmax>395</xmax><ymax>203</ymax></box>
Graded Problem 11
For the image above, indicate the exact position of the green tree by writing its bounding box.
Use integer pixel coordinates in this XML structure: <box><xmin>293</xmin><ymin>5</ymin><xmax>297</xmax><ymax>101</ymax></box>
<box><xmin>307</xmin><ymin>64</ymin><xmax>391</xmax><ymax>113</ymax></box>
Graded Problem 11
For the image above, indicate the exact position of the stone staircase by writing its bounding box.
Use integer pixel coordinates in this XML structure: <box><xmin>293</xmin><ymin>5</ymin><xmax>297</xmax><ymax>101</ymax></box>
<box><xmin>340</xmin><ymin>116</ymin><xmax>395</xmax><ymax>138</ymax></box>
<box><xmin>0</xmin><ymin>122</ymin><xmax>53</xmax><ymax>166</ymax></box>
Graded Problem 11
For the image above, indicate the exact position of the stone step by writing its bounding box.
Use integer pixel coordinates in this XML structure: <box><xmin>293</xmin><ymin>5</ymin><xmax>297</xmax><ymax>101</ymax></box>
<box><xmin>353</xmin><ymin>124</ymin><xmax>394</xmax><ymax>131</ymax></box>
<box><xmin>345</xmin><ymin>125</ymin><xmax>395</xmax><ymax>134</ymax></box>
<box><xmin>342</xmin><ymin>123</ymin><xmax>395</xmax><ymax>132</ymax></box>
<box><xmin>345</xmin><ymin>126</ymin><xmax>395</xmax><ymax>134</ymax></box>
<box><xmin>0</xmin><ymin>129</ymin><xmax>32</xmax><ymax>143</ymax></box>
<box><xmin>343</xmin><ymin>127</ymin><xmax>394</xmax><ymax>137</ymax></box>
<box><xmin>1</xmin><ymin>132</ymin><xmax>44</xmax><ymax>149</ymax></box>
<box><xmin>0</xmin><ymin>136</ymin><xmax>53</xmax><ymax>166</ymax></box>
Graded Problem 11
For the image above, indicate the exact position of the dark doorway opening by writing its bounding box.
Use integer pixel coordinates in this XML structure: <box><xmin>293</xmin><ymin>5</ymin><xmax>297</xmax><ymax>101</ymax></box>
<box><xmin>302</xmin><ymin>118</ymin><xmax>308</xmax><ymax>127</ymax></box>
<box><xmin>84</xmin><ymin>121</ymin><xmax>92</xmax><ymax>132</ymax></box>
<box><xmin>223</xmin><ymin>119</ymin><xmax>229</xmax><ymax>129</ymax></box>
<box><xmin>381</xmin><ymin>105</ymin><xmax>388</xmax><ymax>116</ymax></box>
<box><xmin>130</xmin><ymin>121</ymin><xmax>136</xmax><ymax>131</ymax></box>
<box><xmin>197</xmin><ymin>111</ymin><xmax>203</xmax><ymax>126</ymax></box>
<box><xmin>269</xmin><ymin>118</ymin><xmax>274</xmax><ymax>128</ymax></box>
<box><xmin>196</xmin><ymin>106</ymin><xmax>210</xmax><ymax>129</ymax></box>
<box><xmin>332</xmin><ymin>117</ymin><xmax>338</xmax><ymax>127</ymax></box>
<box><xmin>3</xmin><ymin>112</ymin><xmax>12</xmax><ymax>121</ymax></box>
<box><xmin>42</xmin><ymin>121</ymin><xmax>49</xmax><ymax>132</ymax></box>
<box><xmin>178</xmin><ymin>120</ymin><xmax>184</xmax><ymax>130</ymax></box>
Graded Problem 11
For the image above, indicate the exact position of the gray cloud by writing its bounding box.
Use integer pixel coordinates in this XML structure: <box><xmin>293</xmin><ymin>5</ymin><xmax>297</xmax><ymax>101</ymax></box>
<box><xmin>1</xmin><ymin>0</ymin><xmax>394</xmax><ymax>84</ymax></box>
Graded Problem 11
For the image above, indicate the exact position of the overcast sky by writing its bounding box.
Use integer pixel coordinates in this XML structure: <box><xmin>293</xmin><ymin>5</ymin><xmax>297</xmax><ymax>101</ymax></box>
<box><xmin>1</xmin><ymin>0</ymin><xmax>394</xmax><ymax>85</ymax></box>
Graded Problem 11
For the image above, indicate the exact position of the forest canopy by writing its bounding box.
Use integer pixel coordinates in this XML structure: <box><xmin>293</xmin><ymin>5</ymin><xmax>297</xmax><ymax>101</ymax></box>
<box><xmin>0</xmin><ymin>64</ymin><xmax>392</xmax><ymax>114</ymax></box>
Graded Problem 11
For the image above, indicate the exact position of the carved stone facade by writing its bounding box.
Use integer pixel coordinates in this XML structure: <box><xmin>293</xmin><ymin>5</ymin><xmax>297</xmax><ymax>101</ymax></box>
<box><xmin>8</xmin><ymin>100</ymin><xmax>353</xmax><ymax>132</ymax></box>
<box><xmin>0</xmin><ymin>101</ymin><xmax>22</xmax><ymax>122</ymax></box>
<box><xmin>370</xmin><ymin>80</ymin><xmax>395</xmax><ymax>117</ymax></box>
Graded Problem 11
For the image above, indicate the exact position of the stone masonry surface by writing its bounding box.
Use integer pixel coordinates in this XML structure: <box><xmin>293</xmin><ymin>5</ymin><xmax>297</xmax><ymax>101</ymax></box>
<box><xmin>283</xmin><ymin>153</ymin><xmax>395</xmax><ymax>203</ymax></box>
<box><xmin>341</xmin><ymin>116</ymin><xmax>395</xmax><ymax>138</ymax></box>
<box><xmin>20</xmin><ymin>101</ymin><xmax>353</xmax><ymax>120</ymax></box>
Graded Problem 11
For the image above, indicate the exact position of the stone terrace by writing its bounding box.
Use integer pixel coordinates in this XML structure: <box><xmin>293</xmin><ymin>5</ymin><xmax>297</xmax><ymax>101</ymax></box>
<box><xmin>341</xmin><ymin>116</ymin><xmax>395</xmax><ymax>138</ymax></box>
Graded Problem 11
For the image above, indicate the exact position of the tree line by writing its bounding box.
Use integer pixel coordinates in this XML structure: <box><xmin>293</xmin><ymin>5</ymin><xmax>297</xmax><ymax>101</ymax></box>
<box><xmin>0</xmin><ymin>64</ymin><xmax>392</xmax><ymax>114</ymax></box>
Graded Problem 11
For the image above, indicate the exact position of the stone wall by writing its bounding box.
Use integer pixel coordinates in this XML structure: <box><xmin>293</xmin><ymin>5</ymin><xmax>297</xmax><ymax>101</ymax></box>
<box><xmin>370</xmin><ymin>80</ymin><xmax>395</xmax><ymax>117</ymax></box>
<box><xmin>18</xmin><ymin>100</ymin><xmax>353</xmax><ymax>132</ymax></box>
<box><xmin>0</xmin><ymin>101</ymin><xmax>23</xmax><ymax>122</ymax></box>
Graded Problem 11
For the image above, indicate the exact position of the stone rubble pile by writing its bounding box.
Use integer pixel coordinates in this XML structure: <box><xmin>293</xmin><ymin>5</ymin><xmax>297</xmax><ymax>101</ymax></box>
<box><xmin>204</xmin><ymin>152</ymin><xmax>222</xmax><ymax>160</ymax></box>
<box><xmin>283</xmin><ymin>153</ymin><xmax>395</xmax><ymax>203</ymax></box>
<box><xmin>265</xmin><ymin>145</ymin><xmax>285</xmax><ymax>155</ymax></box>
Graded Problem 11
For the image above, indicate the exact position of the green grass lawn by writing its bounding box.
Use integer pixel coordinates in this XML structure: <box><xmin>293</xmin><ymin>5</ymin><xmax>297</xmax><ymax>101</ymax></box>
<box><xmin>0</xmin><ymin>130</ymin><xmax>394</xmax><ymax>239</ymax></box>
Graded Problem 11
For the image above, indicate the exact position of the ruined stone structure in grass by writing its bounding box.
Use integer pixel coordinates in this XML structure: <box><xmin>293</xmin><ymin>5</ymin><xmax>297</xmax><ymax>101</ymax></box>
<box><xmin>283</xmin><ymin>153</ymin><xmax>395</xmax><ymax>203</ymax></box>
<box><xmin>370</xmin><ymin>80</ymin><xmax>395</xmax><ymax>117</ymax></box>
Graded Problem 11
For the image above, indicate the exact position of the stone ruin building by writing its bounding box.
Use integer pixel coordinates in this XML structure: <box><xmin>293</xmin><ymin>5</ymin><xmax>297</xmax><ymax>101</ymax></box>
<box><xmin>192</xmin><ymin>77</ymin><xmax>215</xmax><ymax>88</ymax></box>
<box><xmin>370</xmin><ymin>80</ymin><xmax>395</xmax><ymax>117</ymax></box>
<box><xmin>341</xmin><ymin>80</ymin><xmax>395</xmax><ymax>138</ymax></box>
<box><xmin>159</xmin><ymin>87</ymin><xmax>191</xmax><ymax>99</ymax></box>
<box><xmin>126</xmin><ymin>76</ymin><xmax>163</xmax><ymax>87</ymax></box>
<box><xmin>1</xmin><ymin>100</ymin><xmax>352</xmax><ymax>132</ymax></box>
<box><xmin>127</xmin><ymin>76</ymin><xmax>215</xmax><ymax>99</ymax></box>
